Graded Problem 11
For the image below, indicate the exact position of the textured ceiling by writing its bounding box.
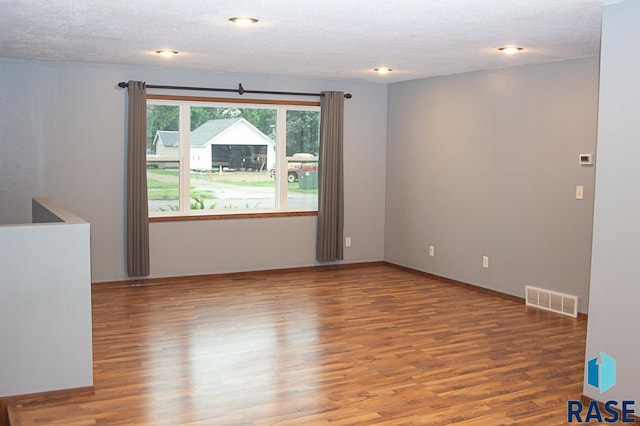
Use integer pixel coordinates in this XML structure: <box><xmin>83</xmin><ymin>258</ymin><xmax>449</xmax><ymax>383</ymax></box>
<box><xmin>0</xmin><ymin>0</ymin><xmax>612</xmax><ymax>83</ymax></box>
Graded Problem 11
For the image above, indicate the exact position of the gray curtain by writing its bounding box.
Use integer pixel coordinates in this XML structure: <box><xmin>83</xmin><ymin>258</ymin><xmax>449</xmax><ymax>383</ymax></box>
<box><xmin>126</xmin><ymin>81</ymin><xmax>150</xmax><ymax>277</ymax></box>
<box><xmin>316</xmin><ymin>91</ymin><xmax>345</xmax><ymax>262</ymax></box>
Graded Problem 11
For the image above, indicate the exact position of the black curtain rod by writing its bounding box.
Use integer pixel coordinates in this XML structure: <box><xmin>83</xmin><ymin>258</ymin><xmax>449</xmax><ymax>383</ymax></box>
<box><xmin>117</xmin><ymin>82</ymin><xmax>352</xmax><ymax>99</ymax></box>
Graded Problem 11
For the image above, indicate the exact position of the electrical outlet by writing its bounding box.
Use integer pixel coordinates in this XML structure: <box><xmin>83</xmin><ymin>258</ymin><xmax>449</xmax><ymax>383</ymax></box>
<box><xmin>428</xmin><ymin>245</ymin><xmax>435</xmax><ymax>257</ymax></box>
<box><xmin>345</xmin><ymin>236</ymin><xmax>352</xmax><ymax>247</ymax></box>
<box><xmin>482</xmin><ymin>256</ymin><xmax>489</xmax><ymax>269</ymax></box>
<box><xmin>576</xmin><ymin>185</ymin><xmax>584</xmax><ymax>200</ymax></box>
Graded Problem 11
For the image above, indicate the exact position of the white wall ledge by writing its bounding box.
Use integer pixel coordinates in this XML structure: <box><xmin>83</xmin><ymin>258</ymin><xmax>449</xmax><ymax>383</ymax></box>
<box><xmin>0</xmin><ymin>198</ymin><xmax>93</xmax><ymax>397</ymax></box>
<box><xmin>32</xmin><ymin>197</ymin><xmax>88</xmax><ymax>224</ymax></box>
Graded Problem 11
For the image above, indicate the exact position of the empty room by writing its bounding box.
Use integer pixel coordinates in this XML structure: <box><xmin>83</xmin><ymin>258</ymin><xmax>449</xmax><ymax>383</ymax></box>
<box><xmin>1</xmin><ymin>1</ymin><xmax>638</xmax><ymax>425</ymax></box>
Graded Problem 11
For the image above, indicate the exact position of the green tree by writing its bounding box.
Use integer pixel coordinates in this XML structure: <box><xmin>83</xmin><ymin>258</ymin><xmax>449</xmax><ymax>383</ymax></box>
<box><xmin>286</xmin><ymin>110</ymin><xmax>319</xmax><ymax>155</ymax></box>
<box><xmin>238</xmin><ymin>108</ymin><xmax>277</xmax><ymax>136</ymax></box>
<box><xmin>147</xmin><ymin>105</ymin><xmax>178</xmax><ymax>154</ymax></box>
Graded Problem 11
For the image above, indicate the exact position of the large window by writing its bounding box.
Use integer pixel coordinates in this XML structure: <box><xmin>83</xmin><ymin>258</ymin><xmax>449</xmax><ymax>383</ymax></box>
<box><xmin>146</xmin><ymin>97</ymin><xmax>320</xmax><ymax>217</ymax></box>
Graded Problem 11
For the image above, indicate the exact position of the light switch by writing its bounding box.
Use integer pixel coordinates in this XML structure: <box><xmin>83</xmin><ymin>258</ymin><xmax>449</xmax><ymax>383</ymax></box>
<box><xmin>576</xmin><ymin>185</ymin><xmax>584</xmax><ymax>200</ymax></box>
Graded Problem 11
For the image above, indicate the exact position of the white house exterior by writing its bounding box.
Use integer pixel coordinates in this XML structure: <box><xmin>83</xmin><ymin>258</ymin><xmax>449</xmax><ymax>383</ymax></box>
<box><xmin>153</xmin><ymin>118</ymin><xmax>276</xmax><ymax>171</ymax></box>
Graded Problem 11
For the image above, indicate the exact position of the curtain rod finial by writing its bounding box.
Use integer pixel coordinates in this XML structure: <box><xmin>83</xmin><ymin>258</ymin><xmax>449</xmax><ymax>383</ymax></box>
<box><xmin>118</xmin><ymin>81</ymin><xmax>128</xmax><ymax>88</ymax></box>
<box><xmin>344</xmin><ymin>93</ymin><xmax>352</xmax><ymax>99</ymax></box>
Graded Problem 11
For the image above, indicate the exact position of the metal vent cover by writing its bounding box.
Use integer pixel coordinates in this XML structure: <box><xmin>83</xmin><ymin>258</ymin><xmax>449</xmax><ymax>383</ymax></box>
<box><xmin>525</xmin><ymin>285</ymin><xmax>578</xmax><ymax>318</ymax></box>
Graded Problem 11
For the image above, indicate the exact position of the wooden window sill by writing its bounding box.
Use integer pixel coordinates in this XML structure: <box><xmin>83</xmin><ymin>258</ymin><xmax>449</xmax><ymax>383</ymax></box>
<box><xmin>149</xmin><ymin>210</ymin><xmax>317</xmax><ymax>222</ymax></box>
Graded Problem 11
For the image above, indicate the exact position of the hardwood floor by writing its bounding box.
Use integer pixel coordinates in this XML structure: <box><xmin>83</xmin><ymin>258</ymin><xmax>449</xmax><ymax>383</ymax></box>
<box><xmin>7</xmin><ymin>264</ymin><xmax>587</xmax><ymax>425</ymax></box>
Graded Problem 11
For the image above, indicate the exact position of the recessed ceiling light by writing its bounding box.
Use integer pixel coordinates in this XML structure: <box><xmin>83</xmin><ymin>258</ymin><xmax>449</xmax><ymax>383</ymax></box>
<box><xmin>155</xmin><ymin>50</ymin><xmax>179</xmax><ymax>57</ymax></box>
<box><xmin>498</xmin><ymin>46</ymin><xmax>524</xmax><ymax>54</ymax></box>
<box><xmin>373</xmin><ymin>67</ymin><xmax>393</xmax><ymax>74</ymax></box>
<box><xmin>229</xmin><ymin>17</ymin><xmax>258</xmax><ymax>25</ymax></box>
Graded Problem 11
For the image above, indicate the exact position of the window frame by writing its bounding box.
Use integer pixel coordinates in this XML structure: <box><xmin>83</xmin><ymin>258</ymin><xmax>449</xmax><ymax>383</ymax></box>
<box><xmin>146</xmin><ymin>94</ymin><xmax>321</xmax><ymax>221</ymax></box>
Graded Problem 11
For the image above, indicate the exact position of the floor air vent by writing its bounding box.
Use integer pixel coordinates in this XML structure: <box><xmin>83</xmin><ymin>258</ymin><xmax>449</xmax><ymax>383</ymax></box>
<box><xmin>525</xmin><ymin>285</ymin><xmax>578</xmax><ymax>318</ymax></box>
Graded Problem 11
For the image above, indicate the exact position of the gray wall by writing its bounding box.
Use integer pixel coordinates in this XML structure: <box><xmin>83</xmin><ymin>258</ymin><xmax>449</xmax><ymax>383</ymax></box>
<box><xmin>0</xmin><ymin>59</ymin><xmax>387</xmax><ymax>282</ymax></box>
<box><xmin>385</xmin><ymin>58</ymin><xmax>599</xmax><ymax>312</ymax></box>
<box><xmin>584</xmin><ymin>0</ymin><xmax>640</xmax><ymax>403</ymax></box>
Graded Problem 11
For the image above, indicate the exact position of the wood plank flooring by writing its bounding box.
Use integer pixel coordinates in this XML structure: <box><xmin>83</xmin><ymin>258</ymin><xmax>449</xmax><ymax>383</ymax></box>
<box><xmin>7</xmin><ymin>264</ymin><xmax>587</xmax><ymax>425</ymax></box>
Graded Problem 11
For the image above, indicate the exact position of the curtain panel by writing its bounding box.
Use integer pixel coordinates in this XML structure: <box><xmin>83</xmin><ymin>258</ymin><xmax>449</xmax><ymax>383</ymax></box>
<box><xmin>126</xmin><ymin>81</ymin><xmax>150</xmax><ymax>277</ymax></box>
<box><xmin>316</xmin><ymin>91</ymin><xmax>345</xmax><ymax>262</ymax></box>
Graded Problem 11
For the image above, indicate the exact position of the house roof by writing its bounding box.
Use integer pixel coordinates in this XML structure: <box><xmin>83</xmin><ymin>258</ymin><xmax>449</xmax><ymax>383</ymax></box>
<box><xmin>190</xmin><ymin>118</ymin><xmax>243</xmax><ymax>146</ymax></box>
<box><xmin>154</xmin><ymin>117</ymin><xmax>272</xmax><ymax>147</ymax></box>
<box><xmin>154</xmin><ymin>131</ymin><xmax>179</xmax><ymax>147</ymax></box>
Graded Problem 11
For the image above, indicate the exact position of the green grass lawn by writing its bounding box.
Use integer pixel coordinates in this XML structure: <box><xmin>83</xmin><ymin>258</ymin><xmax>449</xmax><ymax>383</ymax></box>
<box><xmin>147</xmin><ymin>168</ymin><xmax>179</xmax><ymax>176</ymax></box>
<box><xmin>147</xmin><ymin>177</ymin><xmax>216</xmax><ymax>200</ymax></box>
<box><xmin>148</xmin><ymin>172</ymin><xmax>317</xmax><ymax>199</ymax></box>
<box><xmin>147</xmin><ymin>178</ymin><xmax>178</xmax><ymax>200</ymax></box>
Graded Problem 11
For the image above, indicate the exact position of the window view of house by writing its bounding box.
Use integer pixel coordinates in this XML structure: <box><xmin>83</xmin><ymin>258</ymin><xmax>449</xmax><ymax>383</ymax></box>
<box><xmin>146</xmin><ymin>101</ymin><xmax>320</xmax><ymax>215</ymax></box>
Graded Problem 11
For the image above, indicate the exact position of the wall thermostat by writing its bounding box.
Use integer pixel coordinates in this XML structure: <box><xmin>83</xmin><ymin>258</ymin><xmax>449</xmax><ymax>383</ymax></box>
<box><xmin>579</xmin><ymin>153</ymin><xmax>593</xmax><ymax>165</ymax></box>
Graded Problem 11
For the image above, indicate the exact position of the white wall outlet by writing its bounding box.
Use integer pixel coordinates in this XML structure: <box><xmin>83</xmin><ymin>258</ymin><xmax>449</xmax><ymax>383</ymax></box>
<box><xmin>482</xmin><ymin>256</ymin><xmax>489</xmax><ymax>269</ymax></box>
<box><xmin>345</xmin><ymin>236</ymin><xmax>352</xmax><ymax>247</ymax></box>
<box><xmin>576</xmin><ymin>185</ymin><xmax>584</xmax><ymax>200</ymax></box>
<box><xmin>579</xmin><ymin>153</ymin><xmax>592</xmax><ymax>165</ymax></box>
<box><xmin>428</xmin><ymin>245</ymin><xmax>435</xmax><ymax>257</ymax></box>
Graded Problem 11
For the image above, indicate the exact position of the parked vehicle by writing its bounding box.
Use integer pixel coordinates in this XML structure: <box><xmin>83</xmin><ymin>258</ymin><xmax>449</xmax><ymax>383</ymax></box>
<box><xmin>270</xmin><ymin>153</ymin><xmax>318</xmax><ymax>182</ymax></box>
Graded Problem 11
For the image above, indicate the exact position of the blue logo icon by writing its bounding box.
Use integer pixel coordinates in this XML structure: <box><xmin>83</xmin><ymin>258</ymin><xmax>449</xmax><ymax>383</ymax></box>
<box><xmin>587</xmin><ymin>352</ymin><xmax>616</xmax><ymax>393</ymax></box>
